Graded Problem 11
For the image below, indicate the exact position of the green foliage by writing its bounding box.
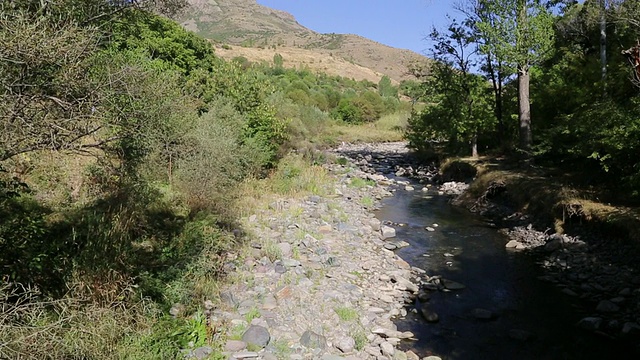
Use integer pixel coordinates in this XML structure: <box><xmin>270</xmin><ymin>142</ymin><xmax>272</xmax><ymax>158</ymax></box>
<box><xmin>399</xmin><ymin>79</ymin><xmax>426</xmax><ymax>102</ymax></box>
<box><xmin>110</xmin><ymin>12</ymin><xmax>217</xmax><ymax>75</ymax></box>
<box><xmin>186</xmin><ymin>63</ymin><xmax>287</xmax><ymax>165</ymax></box>
<box><xmin>0</xmin><ymin>195</ymin><xmax>58</xmax><ymax>290</ymax></box>
<box><xmin>407</xmin><ymin>21</ymin><xmax>495</xmax><ymax>157</ymax></box>
<box><xmin>123</xmin><ymin>312</ymin><xmax>223</xmax><ymax>359</ymax></box>
<box><xmin>334</xmin><ymin>306</ymin><xmax>359</xmax><ymax>321</ymax></box>
<box><xmin>378</xmin><ymin>75</ymin><xmax>398</xmax><ymax>98</ymax></box>
<box><xmin>91</xmin><ymin>50</ymin><xmax>197</xmax><ymax>172</ymax></box>
<box><xmin>0</xmin><ymin>5</ymin><xmax>273</xmax><ymax>356</ymax></box>
<box><xmin>0</xmin><ymin>9</ymin><xmax>101</xmax><ymax>161</ymax></box>
<box><xmin>476</xmin><ymin>0</ymin><xmax>556</xmax><ymax>71</ymax></box>
<box><xmin>268</xmin><ymin>155</ymin><xmax>332</xmax><ymax>196</ymax></box>
<box><xmin>334</xmin><ymin>98</ymin><xmax>363</xmax><ymax>123</ymax></box>
<box><xmin>352</xmin><ymin>329</ymin><xmax>367</xmax><ymax>351</ymax></box>
<box><xmin>349</xmin><ymin>178</ymin><xmax>375</xmax><ymax>188</ymax></box>
<box><xmin>245</xmin><ymin>307</ymin><xmax>262</xmax><ymax>323</ymax></box>
<box><xmin>173</xmin><ymin>97</ymin><xmax>267</xmax><ymax>214</ymax></box>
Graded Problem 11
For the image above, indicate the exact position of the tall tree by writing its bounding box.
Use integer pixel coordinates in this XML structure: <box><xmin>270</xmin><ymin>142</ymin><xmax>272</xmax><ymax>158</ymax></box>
<box><xmin>407</xmin><ymin>21</ymin><xmax>494</xmax><ymax>158</ymax></box>
<box><xmin>476</xmin><ymin>0</ymin><xmax>555</xmax><ymax>155</ymax></box>
<box><xmin>461</xmin><ymin>1</ymin><xmax>510</xmax><ymax>142</ymax></box>
<box><xmin>599</xmin><ymin>0</ymin><xmax>607</xmax><ymax>84</ymax></box>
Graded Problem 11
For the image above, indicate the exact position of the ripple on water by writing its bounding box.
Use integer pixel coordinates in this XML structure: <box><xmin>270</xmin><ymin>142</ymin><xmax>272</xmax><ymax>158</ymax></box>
<box><xmin>376</xmin><ymin>186</ymin><xmax>638</xmax><ymax>360</ymax></box>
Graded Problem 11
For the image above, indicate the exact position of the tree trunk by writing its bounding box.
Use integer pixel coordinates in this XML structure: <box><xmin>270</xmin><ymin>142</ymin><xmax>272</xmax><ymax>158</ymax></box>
<box><xmin>600</xmin><ymin>0</ymin><xmax>607</xmax><ymax>85</ymax></box>
<box><xmin>516</xmin><ymin>0</ymin><xmax>531</xmax><ymax>155</ymax></box>
<box><xmin>518</xmin><ymin>65</ymin><xmax>531</xmax><ymax>153</ymax></box>
<box><xmin>471</xmin><ymin>132</ymin><xmax>479</xmax><ymax>158</ymax></box>
<box><xmin>497</xmin><ymin>59</ymin><xmax>504</xmax><ymax>137</ymax></box>
<box><xmin>486</xmin><ymin>53</ymin><xmax>504</xmax><ymax>140</ymax></box>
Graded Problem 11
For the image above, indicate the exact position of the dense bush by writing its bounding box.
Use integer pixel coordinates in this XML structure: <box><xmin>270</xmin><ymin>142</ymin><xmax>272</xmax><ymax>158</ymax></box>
<box><xmin>0</xmin><ymin>1</ymin><xmax>417</xmax><ymax>357</ymax></box>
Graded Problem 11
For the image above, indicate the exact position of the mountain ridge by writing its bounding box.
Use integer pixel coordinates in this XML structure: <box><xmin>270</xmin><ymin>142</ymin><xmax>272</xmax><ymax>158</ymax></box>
<box><xmin>179</xmin><ymin>0</ymin><xmax>430</xmax><ymax>83</ymax></box>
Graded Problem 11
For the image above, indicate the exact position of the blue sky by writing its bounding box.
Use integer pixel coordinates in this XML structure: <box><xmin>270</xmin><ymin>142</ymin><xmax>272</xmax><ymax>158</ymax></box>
<box><xmin>256</xmin><ymin>0</ymin><xmax>461</xmax><ymax>55</ymax></box>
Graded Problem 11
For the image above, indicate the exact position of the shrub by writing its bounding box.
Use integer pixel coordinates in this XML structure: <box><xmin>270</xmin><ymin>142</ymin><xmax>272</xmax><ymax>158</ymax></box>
<box><xmin>174</xmin><ymin>97</ymin><xmax>266</xmax><ymax>216</ymax></box>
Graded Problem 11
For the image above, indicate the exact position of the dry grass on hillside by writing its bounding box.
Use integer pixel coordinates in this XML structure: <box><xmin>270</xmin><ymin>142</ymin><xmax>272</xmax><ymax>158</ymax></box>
<box><xmin>181</xmin><ymin>0</ymin><xmax>431</xmax><ymax>83</ymax></box>
<box><xmin>215</xmin><ymin>45</ymin><xmax>390</xmax><ymax>84</ymax></box>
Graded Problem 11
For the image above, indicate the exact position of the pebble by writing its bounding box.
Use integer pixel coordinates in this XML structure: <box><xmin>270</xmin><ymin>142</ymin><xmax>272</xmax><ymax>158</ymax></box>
<box><xmin>596</xmin><ymin>300</ymin><xmax>620</xmax><ymax>313</ymax></box>
<box><xmin>241</xmin><ymin>325</ymin><xmax>270</xmax><ymax>349</ymax></box>
<box><xmin>225</xmin><ymin>340</ymin><xmax>247</xmax><ymax>352</ymax></box>
<box><xmin>232</xmin><ymin>352</ymin><xmax>259</xmax><ymax>359</ymax></box>
<box><xmin>381</xmin><ymin>225</ymin><xmax>397</xmax><ymax>239</ymax></box>
<box><xmin>380</xmin><ymin>341</ymin><xmax>395</xmax><ymax>356</ymax></box>
<box><xmin>472</xmin><ymin>308</ymin><xmax>494</xmax><ymax>320</ymax></box>
<box><xmin>300</xmin><ymin>330</ymin><xmax>327</xmax><ymax>349</ymax></box>
<box><xmin>335</xmin><ymin>336</ymin><xmax>356</xmax><ymax>353</ymax></box>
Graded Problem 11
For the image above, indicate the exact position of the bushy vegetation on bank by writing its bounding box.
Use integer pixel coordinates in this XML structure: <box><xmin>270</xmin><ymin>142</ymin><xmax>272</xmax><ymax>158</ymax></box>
<box><xmin>407</xmin><ymin>0</ymin><xmax>640</xmax><ymax>196</ymax></box>
<box><xmin>0</xmin><ymin>1</ymin><xmax>411</xmax><ymax>357</ymax></box>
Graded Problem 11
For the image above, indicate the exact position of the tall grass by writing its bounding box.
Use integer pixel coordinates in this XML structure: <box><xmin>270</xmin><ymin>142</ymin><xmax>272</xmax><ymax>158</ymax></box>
<box><xmin>323</xmin><ymin>111</ymin><xmax>410</xmax><ymax>144</ymax></box>
<box><xmin>0</xmin><ymin>283</ymin><xmax>157</xmax><ymax>359</ymax></box>
<box><xmin>235</xmin><ymin>153</ymin><xmax>334</xmax><ymax>217</ymax></box>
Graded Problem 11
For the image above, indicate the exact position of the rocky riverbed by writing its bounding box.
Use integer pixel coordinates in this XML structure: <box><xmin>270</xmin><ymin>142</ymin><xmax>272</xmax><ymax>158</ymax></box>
<box><xmin>187</xmin><ymin>143</ymin><xmax>443</xmax><ymax>360</ymax></box>
<box><xmin>186</xmin><ymin>141</ymin><xmax>640</xmax><ymax>359</ymax></box>
<box><xmin>333</xmin><ymin>142</ymin><xmax>640</xmax><ymax>346</ymax></box>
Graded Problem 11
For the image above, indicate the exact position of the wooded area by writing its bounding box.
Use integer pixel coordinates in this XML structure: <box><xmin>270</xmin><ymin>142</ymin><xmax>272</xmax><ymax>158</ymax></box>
<box><xmin>407</xmin><ymin>0</ymin><xmax>640</xmax><ymax>196</ymax></box>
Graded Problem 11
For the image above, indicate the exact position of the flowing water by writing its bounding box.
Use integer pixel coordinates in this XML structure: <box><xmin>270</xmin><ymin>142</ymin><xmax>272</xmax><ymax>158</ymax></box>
<box><xmin>376</xmin><ymin>186</ymin><xmax>636</xmax><ymax>360</ymax></box>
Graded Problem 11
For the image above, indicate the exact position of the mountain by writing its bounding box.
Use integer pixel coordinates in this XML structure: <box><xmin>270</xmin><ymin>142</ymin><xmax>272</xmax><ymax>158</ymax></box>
<box><xmin>179</xmin><ymin>0</ymin><xmax>430</xmax><ymax>83</ymax></box>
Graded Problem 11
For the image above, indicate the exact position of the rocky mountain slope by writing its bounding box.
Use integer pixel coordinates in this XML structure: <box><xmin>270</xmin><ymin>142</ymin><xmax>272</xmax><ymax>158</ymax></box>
<box><xmin>179</xmin><ymin>0</ymin><xmax>430</xmax><ymax>83</ymax></box>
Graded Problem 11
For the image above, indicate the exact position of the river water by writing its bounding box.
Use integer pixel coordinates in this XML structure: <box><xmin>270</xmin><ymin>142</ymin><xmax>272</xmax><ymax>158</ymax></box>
<box><xmin>375</xmin><ymin>186</ymin><xmax>635</xmax><ymax>360</ymax></box>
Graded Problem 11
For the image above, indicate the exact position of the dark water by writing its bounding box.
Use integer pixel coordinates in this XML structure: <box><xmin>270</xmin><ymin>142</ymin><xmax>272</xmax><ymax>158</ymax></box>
<box><xmin>376</xmin><ymin>187</ymin><xmax>636</xmax><ymax>360</ymax></box>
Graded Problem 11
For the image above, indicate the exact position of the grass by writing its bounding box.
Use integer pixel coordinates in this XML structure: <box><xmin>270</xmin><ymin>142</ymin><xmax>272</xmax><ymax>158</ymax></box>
<box><xmin>350</xmin><ymin>328</ymin><xmax>368</xmax><ymax>351</ymax></box>
<box><xmin>228</xmin><ymin>323</ymin><xmax>247</xmax><ymax>341</ymax></box>
<box><xmin>244</xmin><ymin>307</ymin><xmax>261</xmax><ymax>323</ymax></box>
<box><xmin>262</xmin><ymin>240</ymin><xmax>283</xmax><ymax>262</ymax></box>
<box><xmin>361</xmin><ymin>196</ymin><xmax>374</xmax><ymax>208</ymax></box>
<box><xmin>334</xmin><ymin>306</ymin><xmax>359</xmax><ymax>322</ymax></box>
<box><xmin>323</xmin><ymin>112</ymin><xmax>409</xmax><ymax>144</ymax></box>
<box><xmin>453</xmin><ymin>156</ymin><xmax>640</xmax><ymax>239</ymax></box>
<box><xmin>0</xmin><ymin>124</ymin><xmax>394</xmax><ymax>359</ymax></box>
<box><xmin>291</xmin><ymin>245</ymin><xmax>300</xmax><ymax>260</ymax></box>
<box><xmin>271</xmin><ymin>338</ymin><xmax>292</xmax><ymax>358</ymax></box>
<box><xmin>349</xmin><ymin>177</ymin><xmax>375</xmax><ymax>188</ymax></box>
<box><xmin>0</xmin><ymin>150</ymin><xmax>337</xmax><ymax>359</ymax></box>
<box><xmin>0</xmin><ymin>283</ymin><xmax>232</xmax><ymax>359</ymax></box>
<box><xmin>234</xmin><ymin>153</ymin><xmax>335</xmax><ymax>217</ymax></box>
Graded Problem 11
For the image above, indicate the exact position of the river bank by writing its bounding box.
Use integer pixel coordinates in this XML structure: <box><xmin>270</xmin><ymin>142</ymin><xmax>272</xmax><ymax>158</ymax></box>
<box><xmin>205</xmin><ymin>141</ymin><xmax>640</xmax><ymax>359</ymax></box>
<box><xmin>202</xmin><ymin>151</ymin><xmax>435</xmax><ymax>360</ymax></box>
<box><xmin>333</xmin><ymin>142</ymin><xmax>640</xmax><ymax>351</ymax></box>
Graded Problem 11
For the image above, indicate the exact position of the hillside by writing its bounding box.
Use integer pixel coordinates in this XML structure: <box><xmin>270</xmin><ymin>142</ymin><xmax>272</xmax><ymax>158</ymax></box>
<box><xmin>213</xmin><ymin>45</ymin><xmax>390</xmax><ymax>84</ymax></box>
<box><xmin>179</xmin><ymin>0</ymin><xmax>430</xmax><ymax>83</ymax></box>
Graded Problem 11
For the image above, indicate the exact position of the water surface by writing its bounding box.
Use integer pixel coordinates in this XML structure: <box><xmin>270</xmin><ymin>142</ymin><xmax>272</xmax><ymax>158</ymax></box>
<box><xmin>376</xmin><ymin>187</ymin><xmax>635</xmax><ymax>360</ymax></box>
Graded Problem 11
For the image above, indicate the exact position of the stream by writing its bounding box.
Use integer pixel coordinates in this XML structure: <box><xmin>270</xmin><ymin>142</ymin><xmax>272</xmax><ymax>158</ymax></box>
<box><xmin>375</xmin><ymin>185</ymin><xmax>636</xmax><ymax>360</ymax></box>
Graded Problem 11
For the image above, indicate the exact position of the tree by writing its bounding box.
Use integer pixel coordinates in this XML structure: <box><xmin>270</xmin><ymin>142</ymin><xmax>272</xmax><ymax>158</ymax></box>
<box><xmin>476</xmin><ymin>0</ymin><xmax>555</xmax><ymax>155</ymax></box>
<box><xmin>378</xmin><ymin>75</ymin><xmax>398</xmax><ymax>98</ymax></box>
<box><xmin>461</xmin><ymin>1</ymin><xmax>510</xmax><ymax>142</ymax></box>
<box><xmin>0</xmin><ymin>0</ymin><xmax>191</xmax><ymax>162</ymax></box>
<box><xmin>0</xmin><ymin>9</ymin><xmax>102</xmax><ymax>161</ymax></box>
<box><xmin>599</xmin><ymin>0</ymin><xmax>607</xmax><ymax>84</ymax></box>
<box><xmin>273</xmin><ymin>53</ymin><xmax>284</xmax><ymax>68</ymax></box>
<box><xmin>407</xmin><ymin>21</ymin><xmax>494</xmax><ymax>157</ymax></box>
